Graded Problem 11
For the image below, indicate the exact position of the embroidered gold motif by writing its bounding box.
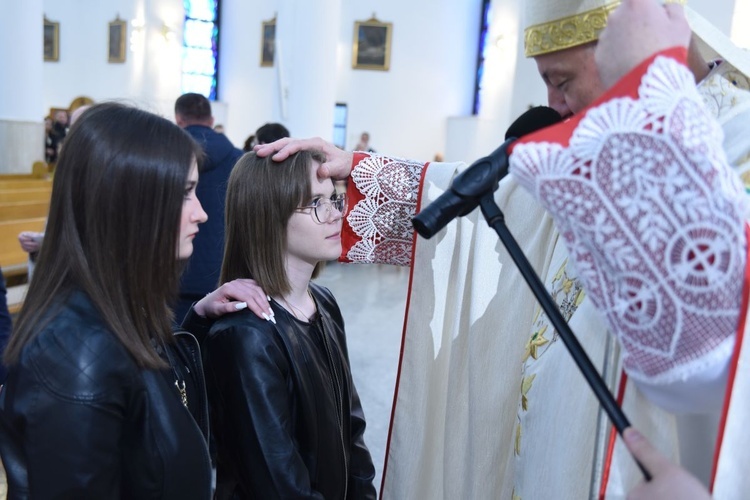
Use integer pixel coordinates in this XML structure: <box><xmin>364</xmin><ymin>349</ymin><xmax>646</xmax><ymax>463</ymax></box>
<box><xmin>524</xmin><ymin>261</ymin><xmax>584</xmax><ymax>358</ymax></box>
<box><xmin>514</xmin><ymin>259</ymin><xmax>585</xmax><ymax>467</ymax></box>
<box><xmin>575</xmin><ymin>289</ymin><xmax>585</xmax><ymax>307</ymax></box>
<box><xmin>699</xmin><ymin>64</ymin><xmax>750</xmax><ymax>120</ymax></box>
<box><xmin>524</xmin><ymin>0</ymin><xmax>685</xmax><ymax>57</ymax></box>
<box><xmin>724</xmin><ymin>69</ymin><xmax>750</xmax><ymax>91</ymax></box>
<box><xmin>524</xmin><ymin>3</ymin><xmax>619</xmax><ymax>57</ymax></box>
<box><xmin>521</xmin><ymin>374</ymin><xmax>536</xmax><ymax>411</ymax></box>
<box><xmin>741</xmin><ymin>169</ymin><xmax>750</xmax><ymax>194</ymax></box>
<box><xmin>523</xmin><ymin>326</ymin><xmax>549</xmax><ymax>362</ymax></box>
<box><xmin>514</xmin><ymin>423</ymin><xmax>522</xmax><ymax>456</ymax></box>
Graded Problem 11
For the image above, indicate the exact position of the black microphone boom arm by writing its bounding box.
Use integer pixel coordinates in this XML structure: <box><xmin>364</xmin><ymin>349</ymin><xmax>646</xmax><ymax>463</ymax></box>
<box><xmin>412</xmin><ymin>138</ymin><xmax>513</xmax><ymax>239</ymax></box>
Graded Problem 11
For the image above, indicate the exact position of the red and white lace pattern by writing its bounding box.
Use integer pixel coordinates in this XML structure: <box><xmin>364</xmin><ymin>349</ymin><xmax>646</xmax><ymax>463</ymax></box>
<box><xmin>510</xmin><ymin>56</ymin><xmax>748</xmax><ymax>383</ymax></box>
<box><xmin>345</xmin><ymin>154</ymin><xmax>424</xmax><ymax>266</ymax></box>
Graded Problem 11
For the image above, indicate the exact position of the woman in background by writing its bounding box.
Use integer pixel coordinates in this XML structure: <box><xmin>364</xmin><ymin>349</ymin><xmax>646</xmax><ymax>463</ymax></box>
<box><xmin>204</xmin><ymin>151</ymin><xmax>376</xmax><ymax>499</ymax></box>
<box><xmin>0</xmin><ymin>102</ymin><xmax>214</xmax><ymax>499</ymax></box>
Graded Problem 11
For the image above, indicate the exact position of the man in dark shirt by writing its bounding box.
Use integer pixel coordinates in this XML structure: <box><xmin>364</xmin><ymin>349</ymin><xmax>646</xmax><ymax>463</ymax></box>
<box><xmin>173</xmin><ymin>93</ymin><xmax>243</xmax><ymax>322</ymax></box>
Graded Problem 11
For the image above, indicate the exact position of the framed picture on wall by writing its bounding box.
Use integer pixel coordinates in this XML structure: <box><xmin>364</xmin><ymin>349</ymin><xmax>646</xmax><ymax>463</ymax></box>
<box><xmin>260</xmin><ymin>16</ymin><xmax>276</xmax><ymax>67</ymax></box>
<box><xmin>44</xmin><ymin>17</ymin><xmax>60</xmax><ymax>62</ymax></box>
<box><xmin>352</xmin><ymin>16</ymin><xmax>392</xmax><ymax>71</ymax></box>
<box><xmin>108</xmin><ymin>17</ymin><xmax>127</xmax><ymax>63</ymax></box>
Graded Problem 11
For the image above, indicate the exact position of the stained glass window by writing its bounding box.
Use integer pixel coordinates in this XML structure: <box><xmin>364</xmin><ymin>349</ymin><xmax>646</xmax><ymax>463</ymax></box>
<box><xmin>183</xmin><ymin>0</ymin><xmax>219</xmax><ymax>100</ymax></box>
<box><xmin>333</xmin><ymin>103</ymin><xmax>348</xmax><ymax>149</ymax></box>
<box><xmin>473</xmin><ymin>0</ymin><xmax>491</xmax><ymax>115</ymax></box>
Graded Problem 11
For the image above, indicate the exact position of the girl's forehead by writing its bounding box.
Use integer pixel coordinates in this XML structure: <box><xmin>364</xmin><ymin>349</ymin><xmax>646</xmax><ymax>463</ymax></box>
<box><xmin>188</xmin><ymin>161</ymin><xmax>199</xmax><ymax>179</ymax></box>
<box><xmin>309</xmin><ymin>162</ymin><xmax>334</xmax><ymax>191</ymax></box>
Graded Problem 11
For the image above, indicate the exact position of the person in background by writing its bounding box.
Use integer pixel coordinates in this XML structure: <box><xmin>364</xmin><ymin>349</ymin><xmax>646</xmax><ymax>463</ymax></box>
<box><xmin>203</xmin><ymin>151</ymin><xmax>376</xmax><ymax>499</ymax></box>
<box><xmin>44</xmin><ymin>117</ymin><xmax>56</xmax><ymax>163</ymax></box>
<box><xmin>69</xmin><ymin>104</ymin><xmax>92</xmax><ymax>126</ymax></box>
<box><xmin>213</xmin><ymin>124</ymin><xmax>225</xmax><ymax>134</ymax></box>
<box><xmin>20</xmin><ymin>104</ymin><xmax>94</xmax><ymax>280</ymax></box>
<box><xmin>49</xmin><ymin>110</ymin><xmax>68</xmax><ymax>156</ymax></box>
<box><xmin>354</xmin><ymin>131</ymin><xmax>374</xmax><ymax>153</ymax></box>
<box><xmin>0</xmin><ymin>102</ymin><xmax>214</xmax><ymax>498</ymax></box>
<box><xmin>173</xmin><ymin>93</ymin><xmax>243</xmax><ymax>322</ymax></box>
<box><xmin>43</xmin><ymin>110</ymin><xmax>67</xmax><ymax>165</ymax></box>
<box><xmin>255</xmin><ymin>122</ymin><xmax>290</xmax><ymax>145</ymax></box>
<box><xmin>0</xmin><ymin>269</ymin><xmax>11</xmax><ymax>384</ymax></box>
<box><xmin>242</xmin><ymin>134</ymin><xmax>256</xmax><ymax>152</ymax></box>
<box><xmin>16</xmin><ymin>231</ymin><xmax>43</xmax><ymax>280</ymax></box>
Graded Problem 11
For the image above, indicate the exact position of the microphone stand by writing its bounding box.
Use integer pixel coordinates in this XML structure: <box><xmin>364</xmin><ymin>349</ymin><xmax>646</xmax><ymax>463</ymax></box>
<box><xmin>477</xmin><ymin>192</ymin><xmax>651</xmax><ymax>481</ymax></box>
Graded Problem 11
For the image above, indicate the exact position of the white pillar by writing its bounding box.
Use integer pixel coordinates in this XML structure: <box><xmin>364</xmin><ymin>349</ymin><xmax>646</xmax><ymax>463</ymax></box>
<box><xmin>276</xmin><ymin>0</ymin><xmax>341</xmax><ymax>140</ymax></box>
<box><xmin>0</xmin><ymin>0</ymin><xmax>46</xmax><ymax>173</ymax></box>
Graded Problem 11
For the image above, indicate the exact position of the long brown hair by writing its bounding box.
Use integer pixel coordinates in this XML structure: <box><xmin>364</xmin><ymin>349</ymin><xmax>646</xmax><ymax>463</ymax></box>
<box><xmin>4</xmin><ymin>103</ymin><xmax>201</xmax><ymax>368</ymax></box>
<box><xmin>221</xmin><ymin>150</ymin><xmax>325</xmax><ymax>297</ymax></box>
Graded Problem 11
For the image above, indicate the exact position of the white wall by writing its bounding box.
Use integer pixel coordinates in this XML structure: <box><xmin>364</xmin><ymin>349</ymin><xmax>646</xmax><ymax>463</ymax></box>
<box><xmin>220</xmin><ymin>0</ymin><xmax>481</xmax><ymax>161</ymax></box>
<box><xmin>445</xmin><ymin>0</ymin><xmax>549</xmax><ymax>164</ymax></box>
<box><xmin>335</xmin><ymin>0</ymin><xmax>481</xmax><ymax>159</ymax></box>
<box><xmin>41</xmin><ymin>0</ymin><xmax>183</xmax><ymax>119</ymax></box>
<box><xmin>216</xmin><ymin>2</ymin><xmax>279</xmax><ymax>146</ymax></box>
<box><xmin>31</xmin><ymin>0</ymin><xmax>744</xmax><ymax>165</ymax></box>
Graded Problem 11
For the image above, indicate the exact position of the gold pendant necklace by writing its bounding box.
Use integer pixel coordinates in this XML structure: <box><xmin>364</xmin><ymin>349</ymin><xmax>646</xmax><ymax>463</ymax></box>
<box><xmin>281</xmin><ymin>288</ymin><xmax>316</xmax><ymax>321</ymax></box>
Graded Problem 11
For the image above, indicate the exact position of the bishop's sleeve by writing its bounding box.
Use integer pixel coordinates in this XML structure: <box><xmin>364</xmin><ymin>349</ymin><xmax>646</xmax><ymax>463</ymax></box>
<box><xmin>509</xmin><ymin>48</ymin><xmax>749</xmax><ymax>398</ymax></box>
<box><xmin>339</xmin><ymin>153</ymin><xmax>427</xmax><ymax>266</ymax></box>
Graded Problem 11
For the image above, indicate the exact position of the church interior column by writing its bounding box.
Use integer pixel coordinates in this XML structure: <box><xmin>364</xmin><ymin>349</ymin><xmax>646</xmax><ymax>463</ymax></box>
<box><xmin>275</xmin><ymin>0</ymin><xmax>341</xmax><ymax>139</ymax></box>
<box><xmin>0</xmin><ymin>1</ymin><xmax>45</xmax><ymax>174</ymax></box>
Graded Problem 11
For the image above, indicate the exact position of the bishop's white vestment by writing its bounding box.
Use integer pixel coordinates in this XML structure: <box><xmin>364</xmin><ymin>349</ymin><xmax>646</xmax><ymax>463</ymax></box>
<box><xmin>339</xmin><ymin>47</ymin><xmax>750</xmax><ymax>499</ymax></box>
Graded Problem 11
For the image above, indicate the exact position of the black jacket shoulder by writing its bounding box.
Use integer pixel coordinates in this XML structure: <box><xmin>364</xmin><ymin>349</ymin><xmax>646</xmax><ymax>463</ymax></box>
<box><xmin>21</xmin><ymin>292</ymin><xmax>139</xmax><ymax>403</ymax></box>
<box><xmin>0</xmin><ymin>291</ymin><xmax>212</xmax><ymax>499</ymax></box>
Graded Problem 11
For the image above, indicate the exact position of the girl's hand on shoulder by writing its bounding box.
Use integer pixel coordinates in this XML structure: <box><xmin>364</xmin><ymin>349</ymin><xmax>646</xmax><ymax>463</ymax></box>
<box><xmin>193</xmin><ymin>279</ymin><xmax>275</xmax><ymax>323</ymax></box>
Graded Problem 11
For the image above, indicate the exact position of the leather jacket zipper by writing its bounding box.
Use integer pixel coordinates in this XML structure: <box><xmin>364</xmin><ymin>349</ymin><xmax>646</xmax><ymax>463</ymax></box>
<box><xmin>173</xmin><ymin>330</ymin><xmax>212</xmax><ymax>469</ymax></box>
<box><xmin>318</xmin><ymin>318</ymin><xmax>349</xmax><ymax>499</ymax></box>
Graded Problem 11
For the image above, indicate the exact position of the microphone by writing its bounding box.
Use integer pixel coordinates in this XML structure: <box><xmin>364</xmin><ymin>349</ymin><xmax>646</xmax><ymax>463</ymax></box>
<box><xmin>504</xmin><ymin>105</ymin><xmax>562</xmax><ymax>141</ymax></box>
<box><xmin>412</xmin><ymin>106</ymin><xmax>562</xmax><ymax>239</ymax></box>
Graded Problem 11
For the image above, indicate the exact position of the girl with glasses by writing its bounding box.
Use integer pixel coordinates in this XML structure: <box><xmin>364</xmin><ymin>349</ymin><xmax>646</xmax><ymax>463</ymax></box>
<box><xmin>203</xmin><ymin>151</ymin><xmax>377</xmax><ymax>499</ymax></box>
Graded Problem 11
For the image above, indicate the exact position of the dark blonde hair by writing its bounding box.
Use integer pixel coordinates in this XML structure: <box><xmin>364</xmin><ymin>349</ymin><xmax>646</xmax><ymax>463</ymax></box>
<box><xmin>5</xmin><ymin>102</ymin><xmax>201</xmax><ymax>369</ymax></box>
<box><xmin>221</xmin><ymin>150</ymin><xmax>326</xmax><ymax>296</ymax></box>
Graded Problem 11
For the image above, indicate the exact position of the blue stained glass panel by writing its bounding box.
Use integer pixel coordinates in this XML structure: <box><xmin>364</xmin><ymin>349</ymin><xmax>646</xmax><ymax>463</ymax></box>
<box><xmin>183</xmin><ymin>47</ymin><xmax>216</xmax><ymax>74</ymax></box>
<box><xmin>184</xmin><ymin>19</ymin><xmax>215</xmax><ymax>49</ymax></box>
<box><xmin>473</xmin><ymin>0</ymin><xmax>492</xmax><ymax>115</ymax></box>
<box><xmin>335</xmin><ymin>108</ymin><xmax>347</xmax><ymax>125</ymax></box>
<box><xmin>184</xmin><ymin>0</ymin><xmax>216</xmax><ymax>22</ymax></box>
<box><xmin>333</xmin><ymin>128</ymin><xmax>346</xmax><ymax>150</ymax></box>
<box><xmin>333</xmin><ymin>103</ymin><xmax>347</xmax><ymax>149</ymax></box>
<box><xmin>183</xmin><ymin>74</ymin><xmax>216</xmax><ymax>99</ymax></box>
<box><xmin>182</xmin><ymin>0</ymin><xmax>219</xmax><ymax>99</ymax></box>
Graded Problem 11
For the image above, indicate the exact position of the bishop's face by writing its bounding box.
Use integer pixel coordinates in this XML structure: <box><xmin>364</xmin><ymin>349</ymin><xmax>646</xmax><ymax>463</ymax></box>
<box><xmin>534</xmin><ymin>42</ymin><xmax>606</xmax><ymax>119</ymax></box>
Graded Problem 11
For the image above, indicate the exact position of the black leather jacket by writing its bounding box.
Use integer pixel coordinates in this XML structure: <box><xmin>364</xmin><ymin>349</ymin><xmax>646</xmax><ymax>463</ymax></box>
<box><xmin>204</xmin><ymin>283</ymin><xmax>377</xmax><ymax>499</ymax></box>
<box><xmin>0</xmin><ymin>291</ymin><xmax>212</xmax><ymax>499</ymax></box>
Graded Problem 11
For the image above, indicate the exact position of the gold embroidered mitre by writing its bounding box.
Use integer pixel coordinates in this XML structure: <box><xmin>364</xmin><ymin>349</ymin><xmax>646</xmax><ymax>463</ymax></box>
<box><xmin>523</xmin><ymin>0</ymin><xmax>620</xmax><ymax>57</ymax></box>
<box><xmin>523</xmin><ymin>0</ymin><xmax>750</xmax><ymax>80</ymax></box>
<box><xmin>522</xmin><ymin>0</ymin><xmax>715</xmax><ymax>59</ymax></box>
